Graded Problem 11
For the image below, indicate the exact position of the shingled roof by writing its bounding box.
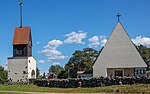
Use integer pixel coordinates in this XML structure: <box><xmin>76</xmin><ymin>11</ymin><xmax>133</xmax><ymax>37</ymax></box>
<box><xmin>13</xmin><ymin>27</ymin><xmax>32</xmax><ymax>45</ymax></box>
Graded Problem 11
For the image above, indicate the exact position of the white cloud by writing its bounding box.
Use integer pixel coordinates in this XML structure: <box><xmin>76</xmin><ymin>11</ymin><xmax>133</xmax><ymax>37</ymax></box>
<box><xmin>47</xmin><ymin>55</ymin><xmax>66</xmax><ymax>62</ymax></box>
<box><xmin>38</xmin><ymin>60</ymin><xmax>45</xmax><ymax>64</ymax></box>
<box><xmin>132</xmin><ymin>36</ymin><xmax>150</xmax><ymax>47</ymax></box>
<box><xmin>53</xmin><ymin>62</ymin><xmax>60</xmax><ymax>65</ymax></box>
<box><xmin>88</xmin><ymin>36</ymin><xmax>100</xmax><ymax>47</ymax></box>
<box><xmin>99</xmin><ymin>35</ymin><xmax>107</xmax><ymax>46</ymax></box>
<box><xmin>64</xmin><ymin>31</ymin><xmax>87</xmax><ymax>44</ymax></box>
<box><xmin>39</xmin><ymin>40</ymin><xmax>67</xmax><ymax>63</ymax></box>
<box><xmin>44</xmin><ymin>40</ymin><xmax>63</xmax><ymax>49</ymax></box>
<box><xmin>88</xmin><ymin>35</ymin><xmax>107</xmax><ymax>48</ymax></box>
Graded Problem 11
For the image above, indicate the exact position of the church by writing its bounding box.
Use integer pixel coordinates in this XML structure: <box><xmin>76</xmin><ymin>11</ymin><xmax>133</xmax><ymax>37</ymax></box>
<box><xmin>7</xmin><ymin>0</ymin><xmax>36</xmax><ymax>83</ymax></box>
<box><xmin>93</xmin><ymin>14</ymin><xmax>147</xmax><ymax>77</ymax></box>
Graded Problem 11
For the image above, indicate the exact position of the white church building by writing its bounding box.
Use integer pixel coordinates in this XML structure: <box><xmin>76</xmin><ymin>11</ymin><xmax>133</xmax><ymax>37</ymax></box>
<box><xmin>93</xmin><ymin>17</ymin><xmax>147</xmax><ymax>77</ymax></box>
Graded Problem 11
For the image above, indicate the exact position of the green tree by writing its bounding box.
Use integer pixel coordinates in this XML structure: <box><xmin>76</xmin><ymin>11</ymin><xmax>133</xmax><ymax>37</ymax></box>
<box><xmin>36</xmin><ymin>67</ymin><xmax>41</xmax><ymax>79</ymax></box>
<box><xmin>49</xmin><ymin>65</ymin><xmax>64</xmax><ymax>75</ymax></box>
<box><xmin>57</xmin><ymin>70</ymin><xmax>68</xmax><ymax>79</ymax></box>
<box><xmin>42</xmin><ymin>72</ymin><xmax>46</xmax><ymax>79</ymax></box>
<box><xmin>136</xmin><ymin>45</ymin><xmax>150</xmax><ymax>69</ymax></box>
<box><xmin>65</xmin><ymin>47</ymin><xmax>99</xmax><ymax>78</ymax></box>
<box><xmin>0</xmin><ymin>65</ymin><xmax>7</xmax><ymax>84</ymax></box>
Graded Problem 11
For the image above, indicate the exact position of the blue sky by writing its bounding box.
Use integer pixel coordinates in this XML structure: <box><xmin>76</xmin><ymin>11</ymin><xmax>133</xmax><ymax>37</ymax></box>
<box><xmin>0</xmin><ymin>0</ymin><xmax>150</xmax><ymax>74</ymax></box>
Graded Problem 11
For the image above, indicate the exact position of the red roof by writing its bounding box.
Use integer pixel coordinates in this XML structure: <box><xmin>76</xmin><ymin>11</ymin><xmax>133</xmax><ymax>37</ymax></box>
<box><xmin>13</xmin><ymin>27</ymin><xmax>32</xmax><ymax>45</ymax></box>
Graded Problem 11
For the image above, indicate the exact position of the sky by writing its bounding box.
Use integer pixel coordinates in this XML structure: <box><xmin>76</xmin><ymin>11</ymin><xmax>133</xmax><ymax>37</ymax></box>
<box><xmin>0</xmin><ymin>0</ymin><xmax>150</xmax><ymax>74</ymax></box>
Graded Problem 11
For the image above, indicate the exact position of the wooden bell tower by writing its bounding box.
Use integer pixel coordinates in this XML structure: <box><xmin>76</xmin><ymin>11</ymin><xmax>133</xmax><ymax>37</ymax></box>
<box><xmin>13</xmin><ymin>27</ymin><xmax>32</xmax><ymax>57</ymax></box>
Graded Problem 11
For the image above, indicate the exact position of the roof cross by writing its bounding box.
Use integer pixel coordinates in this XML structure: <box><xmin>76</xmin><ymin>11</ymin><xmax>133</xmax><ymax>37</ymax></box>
<box><xmin>116</xmin><ymin>13</ymin><xmax>121</xmax><ymax>22</ymax></box>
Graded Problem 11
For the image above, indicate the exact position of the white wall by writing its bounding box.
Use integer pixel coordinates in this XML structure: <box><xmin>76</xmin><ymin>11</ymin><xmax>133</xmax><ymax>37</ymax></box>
<box><xmin>8</xmin><ymin>57</ymin><xmax>36</xmax><ymax>82</ymax></box>
<box><xmin>28</xmin><ymin>57</ymin><xmax>36</xmax><ymax>79</ymax></box>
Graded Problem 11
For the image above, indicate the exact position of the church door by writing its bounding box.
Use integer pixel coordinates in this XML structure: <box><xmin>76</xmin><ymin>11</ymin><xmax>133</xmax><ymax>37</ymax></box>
<box><xmin>31</xmin><ymin>70</ymin><xmax>35</xmax><ymax>78</ymax></box>
<box><xmin>114</xmin><ymin>70</ymin><xmax>123</xmax><ymax>77</ymax></box>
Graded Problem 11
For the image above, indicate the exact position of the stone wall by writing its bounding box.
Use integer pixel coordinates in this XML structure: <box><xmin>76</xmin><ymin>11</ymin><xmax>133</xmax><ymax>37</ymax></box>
<box><xmin>33</xmin><ymin>77</ymin><xmax>150</xmax><ymax>88</ymax></box>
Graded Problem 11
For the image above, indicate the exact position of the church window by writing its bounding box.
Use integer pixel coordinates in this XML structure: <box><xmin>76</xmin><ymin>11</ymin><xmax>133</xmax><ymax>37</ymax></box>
<box><xmin>136</xmin><ymin>70</ymin><xmax>138</xmax><ymax>74</ymax></box>
<box><xmin>15</xmin><ymin>73</ymin><xmax>17</xmax><ymax>74</ymax></box>
<box><xmin>143</xmin><ymin>70</ymin><xmax>146</xmax><ymax>74</ymax></box>
<box><xmin>140</xmin><ymin>69</ymin><xmax>142</xmax><ymax>74</ymax></box>
<box><xmin>29</xmin><ymin>60</ymin><xmax>30</xmax><ymax>63</ymax></box>
<box><xmin>25</xmin><ymin>66</ymin><xmax>27</xmax><ymax>68</ymax></box>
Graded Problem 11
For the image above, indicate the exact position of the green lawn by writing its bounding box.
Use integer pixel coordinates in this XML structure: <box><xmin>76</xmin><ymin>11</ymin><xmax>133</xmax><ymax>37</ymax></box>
<box><xmin>0</xmin><ymin>84</ymin><xmax>150</xmax><ymax>93</ymax></box>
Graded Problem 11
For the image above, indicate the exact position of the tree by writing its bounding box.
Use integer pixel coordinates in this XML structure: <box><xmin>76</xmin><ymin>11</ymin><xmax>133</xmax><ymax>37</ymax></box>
<box><xmin>36</xmin><ymin>67</ymin><xmax>41</xmax><ymax>79</ymax></box>
<box><xmin>57</xmin><ymin>70</ymin><xmax>68</xmax><ymax>79</ymax></box>
<box><xmin>42</xmin><ymin>72</ymin><xmax>46</xmax><ymax>79</ymax></box>
<box><xmin>136</xmin><ymin>45</ymin><xmax>150</xmax><ymax>69</ymax></box>
<box><xmin>49</xmin><ymin>65</ymin><xmax>64</xmax><ymax>75</ymax></box>
<box><xmin>0</xmin><ymin>65</ymin><xmax>7</xmax><ymax>84</ymax></box>
<box><xmin>64</xmin><ymin>47</ymin><xmax>99</xmax><ymax>78</ymax></box>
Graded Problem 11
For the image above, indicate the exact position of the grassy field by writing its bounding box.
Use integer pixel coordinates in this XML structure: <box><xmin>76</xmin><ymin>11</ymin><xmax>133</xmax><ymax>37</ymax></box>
<box><xmin>0</xmin><ymin>84</ymin><xmax>150</xmax><ymax>93</ymax></box>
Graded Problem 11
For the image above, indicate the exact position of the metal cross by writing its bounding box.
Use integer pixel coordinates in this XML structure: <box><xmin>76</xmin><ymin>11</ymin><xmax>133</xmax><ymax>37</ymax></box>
<box><xmin>116</xmin><ymin>13</ymin><xmax>121</xmax><ymax>21</ymax></box>
<box><xmin>19</xmin><ymin>0</ymin><xmax>23</xmax><ymax>27</ymax></box>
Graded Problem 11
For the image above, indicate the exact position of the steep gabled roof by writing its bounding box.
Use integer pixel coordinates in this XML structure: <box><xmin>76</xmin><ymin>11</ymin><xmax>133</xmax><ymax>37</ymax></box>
<box><xmin>94</xmin><ymin>21</ymin><xmax>147</xmax><ymax>68</ymax></box>
<box><xmin>13</xmin><ymin>27</ymin><xmax>32</xmax><ymax>45</ymax></box>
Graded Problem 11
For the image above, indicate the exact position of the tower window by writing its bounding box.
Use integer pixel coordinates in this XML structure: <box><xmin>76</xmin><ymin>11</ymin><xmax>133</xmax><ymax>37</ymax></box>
<box><xmin>15</xmin><ymin>73</ymin><xmax>17</xmax><ymax>74</ymax></box>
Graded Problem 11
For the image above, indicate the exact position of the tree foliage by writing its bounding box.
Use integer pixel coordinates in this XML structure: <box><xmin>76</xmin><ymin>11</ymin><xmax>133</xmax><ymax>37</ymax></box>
<box><xmin>136</xmin><ymin>45</ymin><xmax>150</xmax><ymax>69</ymax></box>
<box><xmin>49</xmin><ymin>65</ymin><xmax>64</xmax><ymax>76</ymax></box>
<box><xmin>64</xmin><ymin>48</ymin><xmax>99</xmax><ymax>78</ymax></box>
<box><xmin>0</xmin><ymin>65</ymin><xmax>7</xmax><ymax>84</ymax></box>
<box><xmin>36</xmin><ymin>67</ymin><xmax>41</xmax><ymax>79</ymax></box>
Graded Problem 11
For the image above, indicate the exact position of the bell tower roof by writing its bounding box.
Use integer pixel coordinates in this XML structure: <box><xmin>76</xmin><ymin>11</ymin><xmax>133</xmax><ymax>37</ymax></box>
<box><xmin>13</xmin><ymin>27</ymin><xmax>32</xmax><ymax>45</ymax></box>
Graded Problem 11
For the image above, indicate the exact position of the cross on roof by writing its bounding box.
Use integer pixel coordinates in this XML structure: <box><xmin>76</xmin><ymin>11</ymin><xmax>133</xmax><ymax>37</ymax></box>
<box><xmin>116</xmin><ymin>13</ymin><xmax>121</xmax><ymax>21</ymax></box>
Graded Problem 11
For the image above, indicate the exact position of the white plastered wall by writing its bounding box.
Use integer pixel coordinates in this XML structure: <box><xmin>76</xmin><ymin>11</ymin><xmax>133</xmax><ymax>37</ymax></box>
<box><xmin>8</xmin><ymin>57</ymin><xmax>36</xmax><ymax>82</ymax></box>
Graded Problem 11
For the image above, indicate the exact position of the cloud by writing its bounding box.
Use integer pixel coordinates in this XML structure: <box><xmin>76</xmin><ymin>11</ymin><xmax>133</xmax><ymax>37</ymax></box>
<box><xmin>44</xmin><ymin>40</ymin><xmax>63</xmax><ymax>49</ymax></box>
<box><xmin>88</xmin><ymin>36</ymin><xmax>100</xmax><ymax>47</ymax></box>
<box><xmin>38</xmin><ymin>60</ymin><xmax>45</xmax><ymax>64</ymax></box>
<box><xmin>132</xmin><ymin>36</ymin><xmax>150</xmax><ymax>47</ymax></box>
<box><xmin>53</xmin><ymin>62</ymin><xmax>60</xmax><ymax>65</ymax></box>
<box><xmin>47</xmin><ymin>55</ymin><xmax>66</xmax><ymax>62</ymax></box>
<box><xmin>88</xmin><ymin>35</ymin><xmax>107</xmax><ymax>48</ymax></box>
<box><xmin>39</xmin><ymin>40</ymin><xmax>67</xmax><ymax>63</ymax></box>
<box><xmin>100</xmin><ymin>35</ymin><xmax>107</xmax><ymax>46</ymax></box>
<box><xmin>64</xmin><ymin>31</ymin><xmax>87</xmax><ymax>44</ymax></box>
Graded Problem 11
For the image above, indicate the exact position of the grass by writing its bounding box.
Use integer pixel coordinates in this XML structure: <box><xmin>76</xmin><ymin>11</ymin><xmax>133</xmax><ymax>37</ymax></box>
<box><xmin>0</xmin><ymin>84</ymin><xmax>150</xmax><ymax>93</ymax></box>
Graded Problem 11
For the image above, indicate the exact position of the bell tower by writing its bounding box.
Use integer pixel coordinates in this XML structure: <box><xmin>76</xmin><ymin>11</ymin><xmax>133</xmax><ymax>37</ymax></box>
<box><xmin>13</xmin><ymin>27</ymin><xmax>32</xmax><ymax>57</ymax></box>
<box><xmin>8</xmin><ymin>0</ymin><xmax>36</xmax><ymax>83</ymax></box>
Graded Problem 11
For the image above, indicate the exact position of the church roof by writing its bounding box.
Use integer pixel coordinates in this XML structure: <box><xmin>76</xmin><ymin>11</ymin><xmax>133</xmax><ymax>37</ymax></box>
<box><xmin>94</xmin><ymin>21</ymin><xmax>147</xmax><ymax>68</ymax></box>
<box><xmin>13</xmin><ymin>27</ymin><xmax>32</xmax><ymax>45</ymax></box>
